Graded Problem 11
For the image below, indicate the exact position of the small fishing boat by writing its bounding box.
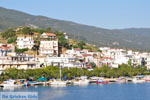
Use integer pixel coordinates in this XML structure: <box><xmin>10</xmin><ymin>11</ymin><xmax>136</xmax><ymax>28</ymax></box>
<box><xmin>73</xmin><ymin>76</ymin><xmax>89</xmax><ymax>85</ymax></box>
<box><xmin>28</xmin><ymin>81</ymin><xmax>39</xmax><ymax>86</ymax></box>
<box><xmin>16</xmin><ymin>79</ymin><xmax>28</xmax><ymax>86</ymax></box>
<box><xmin>144</xmin><ymin>75</ymin><xmax>150</xmax><ymax>81</ymax></box>
<box><xmin>89</xmin><ymin>76</ymin><xmax>100</xmax><ymax>83</ymax></box>
<box><xmin>0</xmin><ymin>79</ymin><xmax>21</xmax><ymax>87</ymax></box>
<box><xmin>132</xmin><ymin>76</ymin><xmax>145</xmax><ymax>83</ymax></box>
<box><xmin>117</xmin><ymin>77</ymin><xmax>126</xmax><ymax>83</ymax></box>
<box><xmin>50</xmin><ymin>80</ymin><xmax>67</xmax><ymax>85</ymax></box>
<box><xmin>96</xmin><ymin>79</ymin><xmax>109</xmax><ymax>84</ymax></box>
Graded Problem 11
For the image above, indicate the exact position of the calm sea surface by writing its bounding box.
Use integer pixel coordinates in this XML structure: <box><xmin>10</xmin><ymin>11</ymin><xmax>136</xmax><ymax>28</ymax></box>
<box><xmin>1</xmin><ymin>83</ymin><xmax>150</xmax><ymax>100</ymax></box>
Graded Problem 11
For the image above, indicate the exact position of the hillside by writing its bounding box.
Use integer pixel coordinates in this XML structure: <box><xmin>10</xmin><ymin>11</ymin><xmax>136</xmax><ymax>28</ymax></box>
<box><xmin>0</xmin><ymin>7</ymin><xmax>150</xmax><ymax>51</ymax></box>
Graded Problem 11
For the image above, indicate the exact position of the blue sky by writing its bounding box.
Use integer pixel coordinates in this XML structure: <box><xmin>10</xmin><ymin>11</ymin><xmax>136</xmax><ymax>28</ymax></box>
<box><xmin>0</xmin><ymin>0</ymin><xmax>150</xmax><ymax>29</ymax></box>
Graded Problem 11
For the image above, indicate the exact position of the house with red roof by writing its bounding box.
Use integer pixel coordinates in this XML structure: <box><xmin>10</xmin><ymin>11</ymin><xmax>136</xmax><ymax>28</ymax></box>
<box><xmin>0</xmin><ymin>44</ymin><xmax>14</xmax><ymax>56</ymax></box>
<box><xmin>41</xmin><ymin>32</ymin><xmax>57</xmax><ymax>40</ymax></box>
<box><xmin>40</xmin><ymin>33</ymin><xmax>58</xmax><ymax>56</ymax></box>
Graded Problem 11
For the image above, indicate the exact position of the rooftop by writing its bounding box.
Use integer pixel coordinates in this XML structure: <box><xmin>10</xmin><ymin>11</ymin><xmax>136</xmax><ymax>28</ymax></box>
<box><xmin>44</xmin><ymin>33</ymin><xmax>56</xmax><ymax>36</ymax></box>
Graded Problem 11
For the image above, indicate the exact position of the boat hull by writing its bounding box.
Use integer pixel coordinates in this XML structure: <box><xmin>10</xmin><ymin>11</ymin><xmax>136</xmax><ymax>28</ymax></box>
<box><xmin>96</xmin><ymin>80</ymin><xmax>109</xmax><ymax>84</ymax></box>
<box><xmin>132</xmin><ymin>80</ymin><xmax>145</xmax><ymax>83</ymax></box>
<box><xmin>73</xmin><ymin>80</ymin><xmax>89</xmax><ymax>85</ymax></box>
<box><xmin>50</xmin><ymin>81</ymin><xmax>67</xmax><ymax>85</ymax></box>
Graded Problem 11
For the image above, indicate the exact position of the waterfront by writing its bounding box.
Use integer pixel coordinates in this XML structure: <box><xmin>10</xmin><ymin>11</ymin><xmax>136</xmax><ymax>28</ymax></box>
<box><xmin>1</xmin><ymin>83</ymin><xmax>150</xmax><ymax>100</ymax></box>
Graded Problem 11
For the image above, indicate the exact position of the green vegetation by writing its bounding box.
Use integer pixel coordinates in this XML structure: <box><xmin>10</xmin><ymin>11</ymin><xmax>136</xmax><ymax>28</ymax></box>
<box><xmin>15</xmin><ymin>47</ymin><xmax>28</xmax><ymax>53</ymax></box>
<box><xmin>0</xmin><ymin>64</ymin><xmax>148</xmax><ymax>82</ymax></box>
<box><xmin>89</xmin><ymin>62</ymin><xmax>96</xmax><ymax>68</ymax></box>
<box><xmin>7</xmin><ymin>36</ymin><xmax>17</xmax><ymax>44</ymax></box>
<box><xmin>77</xmin><ymin>40</ymin><xmax>86</xmax><ymax>49</ymax></box>
<box><xmin>1</xmin><ymin>26</ymin><xmax>71</xmax><ymax>50</ymax></box>
<box><xmin>20</xmin><ymin>27</ymin><xmax>32</xmax><ymax>34</ymax></box>
<box><xmin>70</xmin><ymin>40</ymin><xmax>99</xmax><ymax>51</ymax></box>
<box><xmin>45</xmin><ymin>27</ymin><xmax>51</xmax><ymax>33</ymax></box>
<box><xmin>54</xmin><ymin>30</ymin><xmax>70</xmax><ymax>49</ymax></box>
<box><xmin>1</xmin><ymin>28</ymin><xmax>16</xmax><ymax>39</ymax></box>
<box><xmin>1</xmin><ymin>26</ymin><xmax>100</xmax><ymax>52</ymax></box>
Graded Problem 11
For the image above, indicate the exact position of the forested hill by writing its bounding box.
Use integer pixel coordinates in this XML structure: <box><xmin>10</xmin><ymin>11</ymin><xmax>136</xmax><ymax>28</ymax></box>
<box><xmin>0</xmin><ymin>7</ymin><xmax>150</xmax><ymax>51</ymax></box>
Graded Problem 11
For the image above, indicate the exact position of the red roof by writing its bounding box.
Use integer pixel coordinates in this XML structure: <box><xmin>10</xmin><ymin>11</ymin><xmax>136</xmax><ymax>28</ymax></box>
<box><xmin>100</xmin><ymin>57</ymin><xmax>112</xmax><ymax>61</ymax></box>
<box><xmin>74</xmin><ymin>48</ymin><xmax>82</xmax><ymax>51</ymax></box>
<box><xmin>0</xmin><ymin>46</ymin><xmax>11</xmax><ymax>50</ymax></box>
<box><xmin>86</xmin><ymin>49</ymin><xmax>93</xmax><ymax>52</ymax></box>
<box><xmin>45</xmin><ymin>33</ymin><xmax>56</xmax><ymax>36</ymax></box>
<box><xmin>82</xmin><ymin>54</ymin><xmax>92</xmax><ymax>57</ymax></box>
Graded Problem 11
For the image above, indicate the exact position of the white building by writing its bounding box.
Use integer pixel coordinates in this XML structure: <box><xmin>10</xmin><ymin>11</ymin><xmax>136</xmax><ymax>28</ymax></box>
<box><xmin>63</xmin><ymin>32</ymin><xmax>68</xmax><ymax>39</ymax></box>
<box><xmin>17</xmin><ymin>35</ymin><xmax>34</xmax><ymax>49</ymax></box>
<box><xmin>47</xmin><ymin>56</ymin><xmax>76</xmax><ymax>68</ymax></box>
<box><xmin>0</xmin><ymin>55</ymin><xmax>37</xmax><ymax>74</ymax></box>
<box><xmin>40</xmin><ymin>33</ymin><xmax>58</xmax><ymax>56</ymax></box>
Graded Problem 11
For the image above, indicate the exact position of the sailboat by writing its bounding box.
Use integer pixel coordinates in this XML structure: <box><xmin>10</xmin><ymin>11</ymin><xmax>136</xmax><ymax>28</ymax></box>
<box><xmin>50</xmin><ymin>66</ymin><xmax>67</xmax><ymax>86</ymax></box>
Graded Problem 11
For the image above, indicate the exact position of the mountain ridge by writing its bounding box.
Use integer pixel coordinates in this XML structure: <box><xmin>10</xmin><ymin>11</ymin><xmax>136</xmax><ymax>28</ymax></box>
<box><xmin>0</xmin><ymin>7</ymin><xmax>150</xmax><ymax>51</ymax></box>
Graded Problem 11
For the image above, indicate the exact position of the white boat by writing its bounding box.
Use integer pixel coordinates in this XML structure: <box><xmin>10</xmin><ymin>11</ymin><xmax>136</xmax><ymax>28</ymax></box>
<box><xmin>50</xmin><ymin>66</ymin><xmax>67</xmax><ymax>86</ymax></box>
<box><xmin>16</xmin><ymin>79</ymin><xmax>28</xmax><ymax>86</ymax></box>
<box><xmin>144</xmin><ymin>75</ymin><xmax>150</xmax><ymax>81</ymax></box>
<box><xmin>132</xmin><ymin>76</ymin><xmax>145</xmax><ymax>83</ymax></box>
<box><xmin>73</xmin><ymin>76</ymin><xmax>89</xmax><ymax>85</ymax></box>
<box><xmin>0</xmin><ymin>79</ymin><xmax>21</xmax><ymax>87</ymax></box>
<box><xmin>50</xmin><ymin>80</ymin><xmax>67</xmax><ymax>85</ymax></box>
<box><xmin>117</xmin><ymin>77</ymin><xmax>126</xmax><ymax>83</ymax></box>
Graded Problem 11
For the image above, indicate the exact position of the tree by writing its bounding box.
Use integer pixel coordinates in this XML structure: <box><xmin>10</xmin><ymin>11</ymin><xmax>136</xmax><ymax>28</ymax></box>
<box><xmin>128</xmin><ymin>59</ymin><xmax>132</xmax><ymax>66</ymax></box>
<box><xmin>21</xmin><ymin>27</ymin><xmax>32</xmax><ymax>34</ymax></box>
<box><xmin>89</xmin><ymin>62</ymin><xmax>96</xmax><ymax>68</ymax></box>
<box><xmin>77</xmin><ymin>40</ymin><xmax>86</xmax><ymax>49</ymax></box>
<box><xmin>32</xmin><ymin>44</ymin><xmax>39</xmax><ymax>55</ymax></box>
<box><xmin>1</xmin><ymin>28</ymin><xmax>16</xmax><ymax>39</ymax></box>
<box><xmin>45</xmin><ymin>27</ymin><xmax>51</xmax><ymax>33</ymax></box>
<box><xmin>4</xmin><ymin>68</ymin><xmax>19</xmax><ymax>79</ymax></box>
<box><xmin>7</xmin><ymin>36</ymin><xmax>17</xmax><ymax>44</ymax></box>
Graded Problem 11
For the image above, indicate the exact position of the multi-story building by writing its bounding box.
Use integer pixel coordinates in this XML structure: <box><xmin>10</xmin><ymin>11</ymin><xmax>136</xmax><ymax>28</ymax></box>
<box><xmin>0</xmin><ymin>54</ymin><xmax>37</xmax><ymax>74</ymax></box>
<box><xmin>17</xmin><ymin>35</ymin><xmax>34</xmax><ymax>49</ymax></box>
<box><xmin>40</xmin><ymin>33</ymin><xmax>58</xmax><ymax>56</ymax></box>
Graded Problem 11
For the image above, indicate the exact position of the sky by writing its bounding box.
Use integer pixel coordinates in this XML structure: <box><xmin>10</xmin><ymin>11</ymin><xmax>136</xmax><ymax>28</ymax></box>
<box><xmin>0</xmin><ymin>0</ymin><xmax>150</xmax><ymax>29</ymax></box>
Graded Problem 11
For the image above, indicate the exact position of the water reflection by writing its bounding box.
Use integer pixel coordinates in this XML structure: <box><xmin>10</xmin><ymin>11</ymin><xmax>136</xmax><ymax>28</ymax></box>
<box><xmin>39</xmin><ymin>87</ymin><xmax>67</xmax><ymax>100</ymax></box>
<box><xmin>1</xmin><ymin>86</ymin><xmax>15</xmax><ymax>91</ymax></box>
<box><xmin>50</xmin><ymin>85</ymin><xmax>67</xmax><ymax>88</ymax></box>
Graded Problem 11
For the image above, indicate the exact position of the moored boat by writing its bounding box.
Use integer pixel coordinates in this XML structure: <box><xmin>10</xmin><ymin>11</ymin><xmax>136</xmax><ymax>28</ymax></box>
<box><xmin>144</xmin><ymin>75</ymin><xmax>150</xmax><ymax>81</ymax></box>
<box><xmin>96</xmin><ymin>80</ymin><xmax>109</xmax><ymax>84</ymax></box>
<box><xmin>50</xmin><ymin>65</ymin><xmax>67</xmax><ymax>86</ymax></box>
<box><xmin>73</xmin><ymin>76</ymin><xmax>89</xmax><ymax>85</ymax></box>
<box><xmin>132</xmin><ymin>76</ymin><xmax>145</xmax><ymax>83</ymax></box>
<box><xmin>117</xmin><ymin>77</ymin><xmax>126</xmax><ymax>83</ymax></box>
<box><xmin>50</xmin><ymin>80</ymin><xmax>67</xmax><ymax>85</ymax></box>
<box><xmin>16</xmin><ymin>79</ymin><xmax>28</xmax><ymax>86</ymax></box>
<box><xmin>0</xmin><ymin>79</ymin><xmax>21</xmax><ymax>87</ymax></box>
